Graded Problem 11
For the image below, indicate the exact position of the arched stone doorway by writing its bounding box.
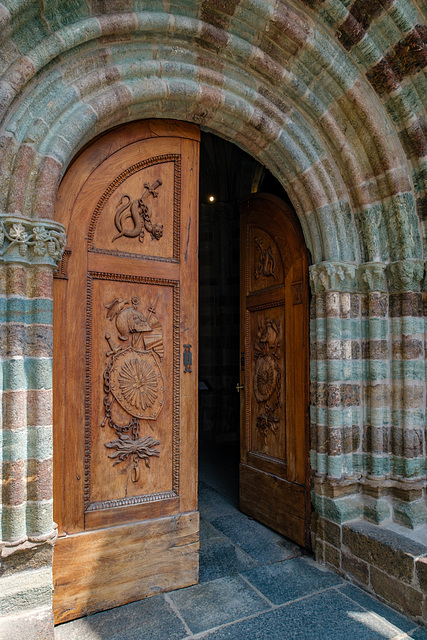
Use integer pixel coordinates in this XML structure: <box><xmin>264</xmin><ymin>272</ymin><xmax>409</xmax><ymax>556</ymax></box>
<box><xmin>0</xmin><ymin>1</ymin><xmax>426</xmax><ymax>636</ymax></box>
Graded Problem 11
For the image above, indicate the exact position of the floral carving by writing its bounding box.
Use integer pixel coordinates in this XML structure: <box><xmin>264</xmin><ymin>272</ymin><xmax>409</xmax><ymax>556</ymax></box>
<box><xmin>101</xmin><ymin>294</ymin><xmax>164</xmax><ymax>482</ymax></box>
<box><xmin>104</xmin><ymin>434</ymin><xmax>160</xmax><ymax>482</ymax></box>
<box><xmin>0</xmin><ymin>216</ymin><xmax>66</xmax><ymax>267</ymax></box>
<box><xmin>253</xmin><ymin>317</ymin><xmax>282</xmax><ymax>443</ymax></box>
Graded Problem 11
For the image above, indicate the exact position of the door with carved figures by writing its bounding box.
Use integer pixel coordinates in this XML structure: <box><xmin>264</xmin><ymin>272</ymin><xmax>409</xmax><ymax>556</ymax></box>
<box><xmin>239</xmin><ymin>194</ymin><xmax>310</xmax><ymax>547</ymax></box>
<box><xmin>53</xmin><ymin>121</ymin><xmax>200</xmax><ymax>623</ymax></box>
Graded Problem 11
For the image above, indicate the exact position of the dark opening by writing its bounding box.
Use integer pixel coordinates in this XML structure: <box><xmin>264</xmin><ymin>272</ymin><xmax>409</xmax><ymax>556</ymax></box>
<box><xmin>198</xmin><ymin>131</ymin><xmax>290</xmax><ymax>504</ymax></box>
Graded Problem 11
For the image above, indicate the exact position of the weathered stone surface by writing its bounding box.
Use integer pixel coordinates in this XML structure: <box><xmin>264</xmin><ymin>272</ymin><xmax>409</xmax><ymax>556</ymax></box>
<box><xmin>370</xmin><ymin>566</ymin><xmax>423</xmax><ymax>619</ymax></box>
<box><xmin>341</xmin><ymin>551</ymin><xmax>369</xmax><ymax>585</ymax></box>
<box><xmin>343</xmin><ymin>520</ymin><xmax>426</xmax><ymax>584</ymax></box>
<box><xmin>0</xmin><ymin>607</ymin><xmax>54</xmax><ymax>640</ymax></box>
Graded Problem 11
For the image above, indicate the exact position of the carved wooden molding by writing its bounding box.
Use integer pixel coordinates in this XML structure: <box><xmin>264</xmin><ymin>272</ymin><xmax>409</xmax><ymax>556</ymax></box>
<box><xmin>0</xmin><ymin>215</ymin><xmax>66</xmax><ymax>268</ymax></box>
<box><xmin>84</xmin><ymin>271</ymin><xmax>181</xmax><ymax>511</ymax></box>
<box><xmin>88</xmin><ymin>154</ymin><xmax>181</xmax><ymax>262</ymax></box>
<box><xmin>85</xmin><ymin>490</ymin><xmax>178</xmax><ymax>512</ymax></box>
<box><xmin>53</xmin><ymin>248</ymin><xmax>71</xmax><ymax>279</ymax></box>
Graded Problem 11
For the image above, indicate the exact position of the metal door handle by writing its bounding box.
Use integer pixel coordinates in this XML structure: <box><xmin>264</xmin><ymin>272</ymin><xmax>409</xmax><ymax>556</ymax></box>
<box><xmin>236</xmin><ymin>383</ymin><xmax>244</xmax><ymax>392</ymax></box>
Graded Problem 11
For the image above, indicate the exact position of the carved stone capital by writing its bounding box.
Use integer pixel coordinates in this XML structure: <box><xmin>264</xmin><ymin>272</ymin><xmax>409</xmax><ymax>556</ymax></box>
<box><xmin>387</xmin><ymin>260</ymin><xmax>425</xmax><ymax>293</ymax></box>
<box><xmin>309</xmin><ymin>262</ymin><xmax>357</xmax><ymax>293</ymax></box>
<box><xmin>358</xmin><ymin>262</ymin><xmax>387</xmax><ymax>292</ymax></box>
<box><xmin>0</xmin><ymin>214</ymin><xmax>66</xmax><ymax>268</ymax></box>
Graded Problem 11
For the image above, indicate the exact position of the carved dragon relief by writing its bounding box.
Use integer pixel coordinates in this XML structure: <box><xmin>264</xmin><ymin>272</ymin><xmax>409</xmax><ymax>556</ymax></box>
<box><xmin>253</xmin><ymin>317</ymin><xmax>282</xmax><ymax>444</ymax></box>
<box><xmin>101</xmin><ymin>294</ymin><xmax>164</xmax><ymax>482</ymax></box>
<box><xmin>113</xmin><ymin>179</ymin><xmax>164</xmax><ymax>244</ymax></box>
<box><xmin>254</xmin><ymin>236</ymin><xmax>277</xmax><ymax>281</ymax></box>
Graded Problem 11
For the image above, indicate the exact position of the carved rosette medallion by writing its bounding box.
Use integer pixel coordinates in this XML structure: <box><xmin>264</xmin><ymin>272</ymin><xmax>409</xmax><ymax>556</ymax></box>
<box><xmin>110</xmin><ymin>349</ymin><xmax>164</xmax><ymax>419</ymax></box>
<box><xmin>101</xmin><ymin>295</ymin><xmax>164</xmax><ymax>482</ymax></box>
<box><xmin>253</xmin><ymin>318</ymin><xmax>281</xmax><ymax>444</ymax></box>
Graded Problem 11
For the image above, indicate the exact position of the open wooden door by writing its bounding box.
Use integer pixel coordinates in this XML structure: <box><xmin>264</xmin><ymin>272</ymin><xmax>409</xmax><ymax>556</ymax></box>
<box><xmin>53</xmin><ymin>120</ymin><xmax>200</xmax><ymax>623</ymax></box>
<box><xmin>239</xmin><ymin>194</ymin><xmax>310</xmax><ymax>548</ymax></box>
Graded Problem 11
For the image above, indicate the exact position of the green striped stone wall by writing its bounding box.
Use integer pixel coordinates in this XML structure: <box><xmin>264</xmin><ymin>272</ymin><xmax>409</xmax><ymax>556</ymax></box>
<box><xmin>0</xmin><ymin>0</ymin><xmax>426</xmax><ymax>636</ymax></box>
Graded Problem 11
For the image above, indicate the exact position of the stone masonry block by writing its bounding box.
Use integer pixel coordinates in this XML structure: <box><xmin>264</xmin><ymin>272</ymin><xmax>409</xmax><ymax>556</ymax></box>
<box><xmin>343</xmin><ymin>519</ymin><xmax>427</xmax><ymax>584</ymax></box>
<box><xmin>341</xmin><ymin>551</ymin><xmax>369</xmax><ymax>585</ymax></box>
<box><xmin>0</xmin><ymin>607</ymin><xmax>54</xmax><ymax>640</ymax></box>
<box><xmin>315</xmin><ymin>516</ymin><xmax>341</xmax><ymax>548</ymax></box>
<box><xmin>370</xmin><ymin>566</ymin><xmax>423</xmax><ymax>619</ymax></box>
<box><xmin>416</xmin><ymin>556</ymin><xmax>427</xmax><ymax>592</ymax></box>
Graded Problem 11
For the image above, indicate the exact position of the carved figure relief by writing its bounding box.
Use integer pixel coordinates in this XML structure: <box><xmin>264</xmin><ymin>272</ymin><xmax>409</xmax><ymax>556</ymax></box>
<box><xmin>113</xmin><ymin>179</ymin><xmax>164</xmax><ymax>244</ymax></box>
<box><xmin>254</xmin><ymin>237</ymin><xmax>277</xmax><ymax>280</ymax></box>
<box><xmin>101</xmin><ymin>295</ymin><xmax>164</xmax><ymax>482</ymax></box>
<box><xmin>253</xmin><ymin>317</ymin><xmax>282</xmax><ymax>443</ymax></box>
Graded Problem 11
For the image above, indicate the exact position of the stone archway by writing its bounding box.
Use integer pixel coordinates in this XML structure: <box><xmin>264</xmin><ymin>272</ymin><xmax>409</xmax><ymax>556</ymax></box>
<box><xmin>0</xmin><ymin>1</ymin><xmax>427</xmax><ymax>636</ymax></box>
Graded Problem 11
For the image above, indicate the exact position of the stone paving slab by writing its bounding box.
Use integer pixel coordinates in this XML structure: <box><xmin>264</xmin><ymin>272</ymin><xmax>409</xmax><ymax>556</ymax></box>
<box><xmin>199</xmin><ymin>534</ymin><xmax>259</xmax><ymax>582</ymax></box>
<box><xmin>201</xmin><ymin>588</ymin><xmax>415</xmax><ymax>640</ymax></box>
<box><xmin>240</xmin><ymin>556</ymin><xmax>344</xmax><ymax>605</ymax></box>
<box><xmin>167</xmin><ymin>574</ymin><xmax>270</xmax><ymax>634</ymax></box>
<box><xmin>340</xmin><ymin>583</ymin><xmax>416</xmax><ymax>633</ymax></box>
<box><xmin>198</xmin><ymin>482</ymin><xmax>238</xmax><ymax>521</ymax></box>
<box><xmin>211</xmin><ymin>511</ymin><xmax>300</xmax><ymax>564</ymax></box>
<box><xmin>54</xmin><ymin>594</ymin><xmax>188</xmax><ymax>640</ymax></box>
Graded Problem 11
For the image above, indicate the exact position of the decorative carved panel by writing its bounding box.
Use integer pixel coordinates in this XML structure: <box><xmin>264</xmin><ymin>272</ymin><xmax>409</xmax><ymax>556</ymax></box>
<box><xmin>89</xmin><ymin>155</ymin><xmax>181</xmax><ymax>262</ymax></box>
<box><xmin>85</xmin><ymin>272</ymin><xmax>180</xmax><ymax>511</ymax></box>
<box><xmin>247</xmin><ymin>302</ymin><xmax>286</xmax><ymax>459</ymax></box>
<box><xmin>248</xmin><ymin>227</ymin><xmax>283</xmax><ymax>295</ymax></box>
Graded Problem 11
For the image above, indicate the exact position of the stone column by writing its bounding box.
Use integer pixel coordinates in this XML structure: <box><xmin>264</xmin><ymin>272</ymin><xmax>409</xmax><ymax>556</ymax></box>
<box><xmin>0</xmin><ymin>215</ymin><xmax>65</xmax><ymax>640</ymax></box>
<box><xmin>388</xmin><ymin>260</ymin><xmax>426</xmax><ymax>528</ymax></box>
<box><xmin>309</xmin><ymin>261</ymin><xmax>363</xmax><ymax>566</ymax></box>
<box><xmin>310</xmin><ymin>259</ymin><xmax>427</xmax><ymax>622</ymax></box>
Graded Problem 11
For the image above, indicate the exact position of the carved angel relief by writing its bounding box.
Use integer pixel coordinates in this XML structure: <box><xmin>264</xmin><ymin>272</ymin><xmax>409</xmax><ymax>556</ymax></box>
<box><xmin>101</xmin><ymin>295</ymin><xmax>164</xmax><ymax>482</ymax></box>
<box><xmin>113</xmin><ymin>179</ymin><xmax>164</xmax><ymax>244</ymax></box>
<box><xmin>254</xmin><ymin>237</ymin><xmax>277</xmax><ymax>280</ymax></box>
<box><xmin>253</xmin><ymin>318</ymin><xmax>282</xmax><ymax>444</ymax></box>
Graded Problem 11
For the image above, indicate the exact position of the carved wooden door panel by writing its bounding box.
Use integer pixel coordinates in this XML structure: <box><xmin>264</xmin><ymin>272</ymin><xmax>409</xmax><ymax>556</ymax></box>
<box><xmin>53</xmin><ymin>121</ymin><xmax>199</xmax><ymax>623</ymax></box>
<box><xmin>239</xmin><ymin>194</ymin><xmax>310</xmax><ymax>547</ymax></box>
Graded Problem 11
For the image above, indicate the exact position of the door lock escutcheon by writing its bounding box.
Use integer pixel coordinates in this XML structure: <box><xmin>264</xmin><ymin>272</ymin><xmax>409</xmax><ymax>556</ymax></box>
<box><xmin>183</xmin><ymin>344</ymin><xmax>192</xmax><ymax>373</ymax></box>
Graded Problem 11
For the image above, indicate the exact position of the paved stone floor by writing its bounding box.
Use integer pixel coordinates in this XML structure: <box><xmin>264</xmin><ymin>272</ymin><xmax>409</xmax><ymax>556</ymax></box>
<box><xmin>55</xmin><ymin>445</ymin><xmax>427</xmax><ymax>639</ymax></box>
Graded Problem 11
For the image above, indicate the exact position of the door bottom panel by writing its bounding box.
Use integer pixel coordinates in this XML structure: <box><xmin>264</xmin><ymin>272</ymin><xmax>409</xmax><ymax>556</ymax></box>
<box><xmin>53</xmin><ymin>511</ymin><xmax>199</xmax><ymax>624</ymax></box>
<box><xmin>239</xmin><ymin>464</ymin><xmax>306</xmax><ymax>546</ymax></box>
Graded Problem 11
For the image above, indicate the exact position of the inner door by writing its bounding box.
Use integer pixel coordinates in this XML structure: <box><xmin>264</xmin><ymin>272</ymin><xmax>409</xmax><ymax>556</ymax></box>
<box><xmin>53</xmin><ymin>120</ymin><xmax>200</xmax><ymax>623</ymax></box>
<box><xmin>239</xmin><ymin>194</ymin><xmax>310</xmax><ymax>547</ymax></box>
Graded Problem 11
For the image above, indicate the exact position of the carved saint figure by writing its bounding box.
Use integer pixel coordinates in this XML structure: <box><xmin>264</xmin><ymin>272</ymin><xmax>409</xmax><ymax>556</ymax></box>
<box><xmin>254</xmin><ymin>236</ymin><xmax>277</xmax><ymax>280</ymax></box>
<box><xmin>112</xmin><ymin>179</ymin><xmax>164</xmax><ymax>244</ymax></box>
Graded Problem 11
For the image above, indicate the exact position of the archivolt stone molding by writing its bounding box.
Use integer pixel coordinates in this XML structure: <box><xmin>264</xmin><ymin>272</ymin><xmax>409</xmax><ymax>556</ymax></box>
<box><xmin>0</xmin><ymin>214</ymin><xmax>66</xmax><ymax>268</ymax></box>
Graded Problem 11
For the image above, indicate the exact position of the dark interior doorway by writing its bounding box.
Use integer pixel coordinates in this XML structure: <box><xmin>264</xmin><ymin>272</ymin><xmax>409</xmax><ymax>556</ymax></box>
<box><xmin>198</xmin><ymin>132</ymin><xmax>292</xmax><ymax>503</ymax></box>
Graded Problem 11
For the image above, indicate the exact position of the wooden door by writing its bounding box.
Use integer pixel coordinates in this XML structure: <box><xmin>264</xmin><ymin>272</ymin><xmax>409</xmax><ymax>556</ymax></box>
<box><xmin>53</xmin><ymin>120</ymin><xmax>200</xmax><ymax>623</ymax></box>
<box><xmin>239</xmin><ymin>194</ymin><xmax>310</xmax><ymax>547</ymax></box>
